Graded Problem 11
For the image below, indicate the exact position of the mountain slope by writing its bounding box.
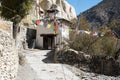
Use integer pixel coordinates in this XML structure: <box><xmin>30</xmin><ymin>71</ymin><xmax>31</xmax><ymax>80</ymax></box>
<box><xmin>79</xmin><ymin>0</ymin><xmax>120</xmax><ymax>31</ymax></box>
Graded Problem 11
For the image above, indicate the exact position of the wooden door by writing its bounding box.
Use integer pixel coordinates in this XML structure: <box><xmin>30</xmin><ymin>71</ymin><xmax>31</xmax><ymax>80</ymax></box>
<box><xmin>43</xmin><ymin>36</ymin><xmax>55</xmax><ymax>49</ymax></box>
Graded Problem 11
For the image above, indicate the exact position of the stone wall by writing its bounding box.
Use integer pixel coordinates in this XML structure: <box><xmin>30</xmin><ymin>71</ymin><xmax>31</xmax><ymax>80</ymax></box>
<box><xmin>0</xmin><ymin>30</ymin><xmax>18</xmax><ymax>80</ymax></box>
<box><xmin>16</xmin><ymin>26</ymin><xmax>28</xmax><ymax>50</ymax></box>
<box><xmin>0</xmin><ymin>21</ymin><xmax>13</xmax><ymax>38</ymax></box>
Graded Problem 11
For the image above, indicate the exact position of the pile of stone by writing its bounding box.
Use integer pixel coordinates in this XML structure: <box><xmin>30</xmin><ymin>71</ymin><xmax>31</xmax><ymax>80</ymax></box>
<box><xmin>56</xmin><ymin>49</ymin><xmax>89</xmax><ymax>61</ymax></box>
<box><xmin>56</xmin><ymin>49</ymin><xmax>83</xmax><ymax>64</ymax></box>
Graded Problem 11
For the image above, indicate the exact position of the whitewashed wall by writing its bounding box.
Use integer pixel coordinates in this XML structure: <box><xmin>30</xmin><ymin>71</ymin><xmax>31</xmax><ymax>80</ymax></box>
<box><xmin>35</xmin><ymin>25</ymin><xmax>62</xmax><ymax>49</ymax></box>
<box><xmin>35</xmin><ymin>23</ymin><xmax>70</xmax><ymax>49</ymax></box>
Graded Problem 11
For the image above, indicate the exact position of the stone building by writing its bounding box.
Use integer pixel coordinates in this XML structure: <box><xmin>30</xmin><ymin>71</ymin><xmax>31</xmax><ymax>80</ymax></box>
<box><xmin>35</xmin><ymin>4</ymin><xmax>71</xmax><ymax>49</ymax></box>
<box><xmin>21</xmin><ymin>0</ymin><xmax>77</xmax><ymax>49</ymax></box>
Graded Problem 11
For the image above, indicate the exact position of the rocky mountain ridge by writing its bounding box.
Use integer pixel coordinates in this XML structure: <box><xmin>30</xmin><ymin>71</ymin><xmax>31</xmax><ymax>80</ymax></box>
<box><xmin>79</xmin><ymin>0</ymin><xmax>120</xmax><ymax>31</ymax></box>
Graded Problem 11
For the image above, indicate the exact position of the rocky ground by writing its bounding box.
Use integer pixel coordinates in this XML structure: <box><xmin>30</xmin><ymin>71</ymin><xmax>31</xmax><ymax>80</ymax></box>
<box><xmin>16</xmin><ymin>49</ymin><xmax>120</xmax><ymax>80</ymax></box>
<box><xmin>66</xmin><ymin>65</ymin><xmax>120</xmax><ymax>80</ymax></box>
<box><xmin>56</xmin><ymin>49</ymin><xmax>120</xmax><ymax>76</ymax></box>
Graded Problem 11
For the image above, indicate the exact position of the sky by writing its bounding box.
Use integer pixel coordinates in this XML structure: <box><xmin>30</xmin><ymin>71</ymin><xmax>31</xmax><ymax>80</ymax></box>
<box><xmin>66</xmin><ymin>0</ymin><xmax>103</xmax><ymax>15</ymax></box>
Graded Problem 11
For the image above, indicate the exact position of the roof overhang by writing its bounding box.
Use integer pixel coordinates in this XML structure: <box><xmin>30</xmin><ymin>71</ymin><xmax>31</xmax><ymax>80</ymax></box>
<box><xmin>40</xmin><ymin>34</ymin><xmax>57</xmax><ymax>37</ymax></box>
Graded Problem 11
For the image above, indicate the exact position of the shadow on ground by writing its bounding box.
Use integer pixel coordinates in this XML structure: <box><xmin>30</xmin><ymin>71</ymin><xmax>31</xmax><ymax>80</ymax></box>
<box><xmin>42</xmin><ymin>50</ymin><xmax>55</xmax><ymax>63</ymax></box>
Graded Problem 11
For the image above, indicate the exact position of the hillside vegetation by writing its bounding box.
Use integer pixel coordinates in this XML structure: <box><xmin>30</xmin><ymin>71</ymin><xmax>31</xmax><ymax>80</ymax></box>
<box><xmin>68</xmin><ymin>16</ymin><xmax>118</xmax><ymax>57</ymax></box>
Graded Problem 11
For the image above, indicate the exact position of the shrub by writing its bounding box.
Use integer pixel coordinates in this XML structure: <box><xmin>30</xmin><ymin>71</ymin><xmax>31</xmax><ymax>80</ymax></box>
<box><xmin>68</xmin><ymin>30</ymin><xmax>117</xmax><ymax>57</ymax></box>
<box><xmin>68</xmin><ymin>16</ymin><xmax>118</xmax><ymax>57</ymax></box>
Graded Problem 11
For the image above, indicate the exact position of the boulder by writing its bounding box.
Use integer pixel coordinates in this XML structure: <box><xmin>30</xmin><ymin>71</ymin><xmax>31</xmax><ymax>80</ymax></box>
<box><xmin>56</xmin><ymin>49</ymin><xmax>81</xmax><ymax>65</ymax></box>
<box><xmin>56</xmin><ymin>49</ymin><xmax>91</xmax><ymax>65</ymax></box>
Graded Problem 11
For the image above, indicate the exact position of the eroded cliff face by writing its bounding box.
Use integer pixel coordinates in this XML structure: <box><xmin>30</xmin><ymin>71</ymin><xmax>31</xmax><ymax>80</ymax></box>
<box><xmin>39</xmin><ymin>0</ymin><xmax>77</xmax><ymax>20</ymax></box>
<box><xmin>21</xmin><ymin>0</ymin><xmax>77</xmax><ymax>25</ymax></box>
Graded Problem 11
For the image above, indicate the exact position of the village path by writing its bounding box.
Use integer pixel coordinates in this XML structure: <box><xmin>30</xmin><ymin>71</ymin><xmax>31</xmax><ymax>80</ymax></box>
<box><xmin>16</xmin><ymin>49</ymin><xmax>80</xmax><ymax>80</ymax></box>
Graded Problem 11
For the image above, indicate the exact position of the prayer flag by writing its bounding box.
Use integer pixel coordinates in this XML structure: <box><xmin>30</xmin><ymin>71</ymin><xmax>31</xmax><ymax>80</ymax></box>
<box><xmin>66</xmin><ymin>28</ymin><xmax>69</xmax><ymax>33</ymax></box>
<box><xmin>69</xmin><ymin>29</ymin><xmax>73</xmax><ymax>33</ymax></box>
<box><xmin>73</xmin><ymin>29</ymin><xmax>77</xmax><ymax>34</ymax></box>
<box><xmin>46</xmin><ymin>24</ymin><xmax>51</xmax><ymax>29</ymax></box>
<box><xmin>36</xmin><ymin>20</ymin><xmax>40</xmax><ymax>25</ymax></box>
<box><xmin>50</xmin><ymin>24</ymin><xmax>54</xmax><ymax>30</ymax></box>
<box><xmin>77</xmin><ymin>31</ymin><xmax>80</xmax><ymax>34</ymax></box>
<box><xmin>34</xmin><ymin>24</ymin><xmax>37</xmax><ymax>28</ymax></box>
<box><xmin>93</xmin><ymin>32</ymin><xmax>98</xmax><ymax>36</ymax></box>
<box><xmin>98</xmin><ymin>32</ymin><xmax>102</xmax><ymax>37</ymax></box>
<box><xmin>90</xmin><ymin>32</ymin><xmax>95</xmax><ymax>36</ymax></box>
<box><xmin>32</xmin><ymin>20</ymin><xmax>36</xmax><ymax>24</ymax></box>
<box><xmin>54</xmin><ymin>26</ymin><xmax>58</xmax><ymax>31</ymax></box>
<box><xmin>79</xmin><ymin>30</ymin><xmax>85</xmax><ymax>34</ymax></box>
<box><xmin>43</xmin><ymin>23</ymin><xmax>47</xmax><ymax>27</ymax></box>
<box><xmin>85</xmin><ymin>31</ymin><xmax>90</xmax><ymax>34</ymax></box>
<box><xmin>62</xmin><ymin>27</ymin><xmax>65</xmax><ymax>32</ymax></box>
<box><xmin>40</xmin><ymin>21</ymin><xmax>44</xmax><ymax>25</ymax></box>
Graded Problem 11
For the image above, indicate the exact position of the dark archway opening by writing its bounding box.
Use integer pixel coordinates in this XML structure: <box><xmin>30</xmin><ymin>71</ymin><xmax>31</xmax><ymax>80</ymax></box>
<box><xmin>41</xmin><ymin>34</ymin><xmax>57</xmax><ymax>50</ymax></box>
<box><xmin>26</xmin><ymin>28</ymin><xmax>36</xmax><ymax>49</ymax></box>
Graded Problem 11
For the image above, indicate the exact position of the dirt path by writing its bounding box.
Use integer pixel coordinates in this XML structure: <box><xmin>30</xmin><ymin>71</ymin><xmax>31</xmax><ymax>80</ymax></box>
<box><xmin>16</xmin><ymin>49</ymin><xmax>80</xmax><ymax>80</ymax></box>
